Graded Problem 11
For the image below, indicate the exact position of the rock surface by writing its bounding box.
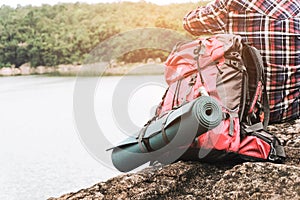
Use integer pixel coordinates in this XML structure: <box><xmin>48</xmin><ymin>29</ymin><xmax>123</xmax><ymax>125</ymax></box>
<box><xmin>50</xmin><ymin>120</ymin><xmax>300</xmax><ymax>200</ymax></box>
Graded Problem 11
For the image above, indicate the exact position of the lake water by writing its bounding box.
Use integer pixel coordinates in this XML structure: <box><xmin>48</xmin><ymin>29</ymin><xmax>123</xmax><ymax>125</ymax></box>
<box><xmin>0</xmin><ymin>75</ymin><xmax>166</xmax><ymax>200</ymax></box>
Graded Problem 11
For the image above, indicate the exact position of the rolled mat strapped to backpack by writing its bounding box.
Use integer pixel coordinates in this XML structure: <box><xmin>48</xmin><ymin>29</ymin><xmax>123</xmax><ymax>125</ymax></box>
<box><xmin>108</xmin><ymin>34</ymin><xmax>286</xmax><ymax>172</ymax></box>
<box><xmin>110</xmin><ymin>96</ymin><xmax>222</xmax><ymax>172</ymax></box>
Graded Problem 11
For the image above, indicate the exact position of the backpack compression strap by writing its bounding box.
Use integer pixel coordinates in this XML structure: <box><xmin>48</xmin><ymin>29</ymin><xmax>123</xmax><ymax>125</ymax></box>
<box><xmin>242</xmin><ymin>122</ymin><xmax>286</xmax><ymax>162</ymax></box>
<box><xmin>246</xmin><ymin>44</ymin><xmax>270</xmax><ymax>127</ymax></box>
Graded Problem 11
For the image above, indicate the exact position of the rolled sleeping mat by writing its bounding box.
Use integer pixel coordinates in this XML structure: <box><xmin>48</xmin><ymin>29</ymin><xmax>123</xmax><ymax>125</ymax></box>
<box><xmin>110</xmin><ymin>96</ymin><xmax>223</xmax><ymax>172</ymax></box>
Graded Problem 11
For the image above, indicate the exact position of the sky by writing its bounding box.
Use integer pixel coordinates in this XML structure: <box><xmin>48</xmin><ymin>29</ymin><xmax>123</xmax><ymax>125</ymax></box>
<box><xmin>0</xmin><ymin>0</ymin><xmax>201</xmax><ymax>7</ymax></box>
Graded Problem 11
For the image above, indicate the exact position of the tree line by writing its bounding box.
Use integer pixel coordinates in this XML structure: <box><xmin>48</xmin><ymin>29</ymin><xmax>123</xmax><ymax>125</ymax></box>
<box><xmin>0</xmin><ymin>2</ymin><xmax>208</xmax><ymax>68</ymax></box>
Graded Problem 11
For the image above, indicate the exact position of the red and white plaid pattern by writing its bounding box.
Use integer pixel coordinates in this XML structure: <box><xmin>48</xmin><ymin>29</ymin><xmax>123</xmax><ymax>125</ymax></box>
<box><xmin>183</xmin><ymin>0</ymin><xmax>300</xmax><ymax>123</ymax></box>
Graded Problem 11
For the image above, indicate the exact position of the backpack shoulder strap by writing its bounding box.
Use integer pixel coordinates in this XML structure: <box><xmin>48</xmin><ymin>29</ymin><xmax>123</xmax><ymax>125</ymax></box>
<box><xmin>242</xmin><ymin>43</ymin><xmax>270</xmax><ymax>128</ymax></box>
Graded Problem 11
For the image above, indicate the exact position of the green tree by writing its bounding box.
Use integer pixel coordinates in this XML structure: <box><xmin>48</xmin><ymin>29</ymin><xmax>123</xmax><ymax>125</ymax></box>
<box><xmin>0</xmin><ymin>2</ymin><xmax>203</xmax><ymax>67</ymax></box>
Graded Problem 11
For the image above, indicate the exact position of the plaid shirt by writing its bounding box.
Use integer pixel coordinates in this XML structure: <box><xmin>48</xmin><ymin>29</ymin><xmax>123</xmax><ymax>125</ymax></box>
<box><xmin>183</xmin><ymin>0</ymin><xmax>300</xmax><ymax>123</ymax></box>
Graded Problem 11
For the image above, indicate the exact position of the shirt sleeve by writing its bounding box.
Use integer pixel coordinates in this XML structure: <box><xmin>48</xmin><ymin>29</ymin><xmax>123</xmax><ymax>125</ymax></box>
<box><xmin>183</xmin><ymin>0</ymin><xmax>229</xmax><ymax>35</ymax></box>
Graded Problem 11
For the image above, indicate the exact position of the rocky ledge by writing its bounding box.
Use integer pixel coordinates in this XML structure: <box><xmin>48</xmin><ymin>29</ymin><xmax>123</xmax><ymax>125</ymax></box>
<box><xmin>50</xmin><ymin>119</ymin><xmax>300</xmax><ymax>200</ymax></box>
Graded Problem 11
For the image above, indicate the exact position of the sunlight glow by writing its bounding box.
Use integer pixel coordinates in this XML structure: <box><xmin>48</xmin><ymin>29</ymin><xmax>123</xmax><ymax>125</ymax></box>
<box><xmin>1</xmin><ymin>0</ymin><xmax>202</xmax><ymax>7</ymax></box>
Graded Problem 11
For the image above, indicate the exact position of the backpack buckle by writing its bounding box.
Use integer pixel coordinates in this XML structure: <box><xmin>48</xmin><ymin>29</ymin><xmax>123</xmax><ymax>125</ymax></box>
<box><xmin>268</xmin><ymin>143</ymin><xmax>277</xmax><ymax>161</ymax></box>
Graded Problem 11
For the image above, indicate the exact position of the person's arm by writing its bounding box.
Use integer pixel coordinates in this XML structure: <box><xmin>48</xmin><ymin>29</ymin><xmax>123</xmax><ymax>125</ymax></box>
<box><xmin>183</xmin><ymin>0</ymin><xmax>229</xmax><ymax>36</ymax></box>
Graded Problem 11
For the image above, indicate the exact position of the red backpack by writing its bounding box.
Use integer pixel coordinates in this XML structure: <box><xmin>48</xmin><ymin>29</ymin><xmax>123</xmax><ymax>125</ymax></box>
<box><xmin>155</xmin><ymin>34</ymin><xmax>285</xmax><ymax>163</ymax></box>
<box><xmin>110</xmin><ymin>34</ymin><xmax>285</xmax><ymax>172</ymax></box>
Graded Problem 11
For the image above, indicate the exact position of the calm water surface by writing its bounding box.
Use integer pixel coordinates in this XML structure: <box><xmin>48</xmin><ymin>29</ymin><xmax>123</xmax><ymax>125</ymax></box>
<box><xmin>0</xmin><ymin>75</ymin><xmax>166</xmax><ymax>200</ymax></box>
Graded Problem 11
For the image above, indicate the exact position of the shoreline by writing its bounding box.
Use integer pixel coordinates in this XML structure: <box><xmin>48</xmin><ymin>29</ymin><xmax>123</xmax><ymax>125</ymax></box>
<box><xmin>0</xmin><ymin>63</ymin><xmax>165</xmax><ymax>77</ymax></box>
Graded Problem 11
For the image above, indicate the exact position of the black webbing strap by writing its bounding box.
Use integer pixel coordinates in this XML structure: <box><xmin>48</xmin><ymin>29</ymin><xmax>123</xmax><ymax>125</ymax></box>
<box><xmin>154</xmin><ymin>87</ymin><xmax>169</xmax><ymax>117</ymax></box>
<box><xmin>243</xmin><ymin>122</ymin><xmax>286</xmax><ymax>161</ymax></box>
<box><xmin>223</xmin><ymin>111</ymin><xmax>239</xmax><ymax>137</ymax></box>
<box><xmin>269</xmin><ymin>140</ymin><xmax>286</xmax><ymax>161</ymax></box>
<box><xmin>273</xmin><ymin>141</ymin><xmax>286</xmax><ymax>159</ymax></box>
<box><xmin>161</xmin><ymin>127</ymin><xmax>170</xmax><ymax>145</ymax></box>
<box><xmin>193</xmin><ymin>41</ymin><xmax>206</xmax><ymax>85</ymax></box>
<box><xmin>243</xmin><ymin>122</ymin><xmax>264</xmax><ymax>134</ymax></box>
<box><xmin>224</xmin><ymin>59</ymin><xmax>245</xmax><ymax>70</ymax></box>
<box><xmin>137</xmin><ymin>126</ymin><xmax>149</xmax><ymax>153</ymax></box>
<box><xmin>262</xmin><ymin>84</ymin><xmax>270</xmax><ymax>129</ymax></box>
<box><xmin>172</xmin><ymin>80</ymin><xmax>181</xmax><ymax>109</ymax></box>
<box><xmin>161</xmin><ymin>111</ymin><xmax>173</xmax><ymax>145</ymax></box>
<box><xmin>229</xmin><ymin>112</ymin><xmax>239</xmax><ymax>136</ymax></box>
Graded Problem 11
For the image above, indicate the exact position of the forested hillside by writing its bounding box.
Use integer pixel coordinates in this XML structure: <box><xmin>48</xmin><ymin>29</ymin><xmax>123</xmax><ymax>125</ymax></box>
<box><xmin>0</xmin><ymin>2</ymin><xmax>208</xmax><ymax>68</ymax></box>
